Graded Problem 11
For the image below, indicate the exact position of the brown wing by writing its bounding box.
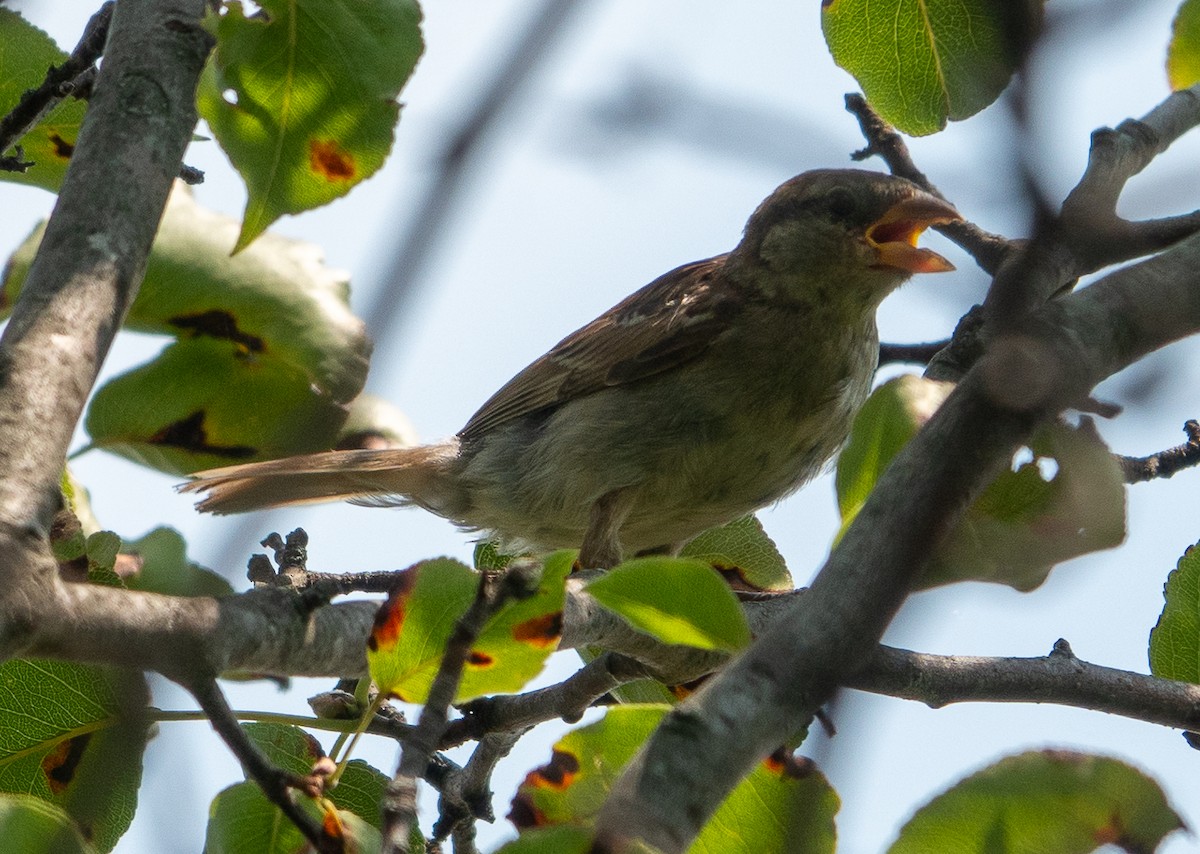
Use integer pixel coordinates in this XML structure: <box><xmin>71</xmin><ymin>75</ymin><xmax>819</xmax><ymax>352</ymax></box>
<box><xmin>458</xmin><ymin>255</ymin><xmax>742</xmax><ymax>440</ymax></box>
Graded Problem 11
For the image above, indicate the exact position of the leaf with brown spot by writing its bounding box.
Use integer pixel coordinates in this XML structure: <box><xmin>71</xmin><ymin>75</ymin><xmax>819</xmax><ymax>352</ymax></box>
<box><xmin>509</xmin><ymin>705</ymin><xmax>837</xmax><ymax>853</ymax></box>
<box><xmin>511</xmin><ymin>612</ymin><xmax>563</xmax><ymax>649</ymax></box>
<box><xmin>458</xmin><ymin>552</ymin><xmax>574</xmax><ymax>701</ymax></box>
<box><xmin>0</xmin><ymin>11</ymin><xmax>87</xmax><ymax>191</ymax></box>
<box><xmin>466</xmin><ymin>651</ymin><xmax>495</xmax><ymax>669</ymax></box>
<box><xmin>4</xmin><ymin>189</ymin><xmax>377</xmax><ymax>477</ymax></box>
<box><xmin>309</xmin><ymin>139</ymin><xmax>357</xmax><ymax>182</ymax></box>
<box><xmin>0</xmin><ymin>661</ymin><xmax>148</xmax><ymax>852</ymax></box>
<box><xmin>196</xmin><ymin>0</ymin><xmax>424</xmax><ymax>250</ymax></box>
<box><xmin>681</xmin><ymin>515</ymin><xmax>792</xmax><ymax>592</ymax></box>
<box><xmin>888</xmin><ymin>750</ymin><xmax>1183</xmax><ymax>853</ymax></box>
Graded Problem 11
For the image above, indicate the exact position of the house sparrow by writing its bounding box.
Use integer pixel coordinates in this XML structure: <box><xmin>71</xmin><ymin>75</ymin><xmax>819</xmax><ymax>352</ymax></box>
<box><xmin>182</xmin><ymin>169</ymin><xmax>960</xmax><ymax>568</ymax></box>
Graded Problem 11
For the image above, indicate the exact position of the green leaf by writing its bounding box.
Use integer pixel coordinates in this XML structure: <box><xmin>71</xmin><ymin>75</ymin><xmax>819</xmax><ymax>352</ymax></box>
<box><xmin>0</xmin><ymin>10</ymin><xmax>87</xmax><ymax>191</ymax></box>
<box><xmin>84</xmin><ymin>531</ymin><xmax>123</xmax><ymax>588</ymax></box>
<box><xmin>836</xmin><ymin>376</ymin><xmax>1126</xmax><ymax>591</ymax></box>
<box><xmin>494</xmin><ymin>826</ymin><xmax>596</xmax><ymax>854</ymax></box>
<box><xmin>2</xmin><ymin>189</ymin><xmax>373</xmax><ymax>476</ymax></box>
<box><xmin>366</xmin><ymin>558</ymin><xmax>478</xmax><ymax>703</ymax></box>
<box><xmin>4</xmin><ymin>191</ymin><xmax>371</xmax><ymax>407</ymax></box>
<box><xmin>586</xmin><ymin>557</ymin><xmax>751</xmax><ymax>652</ymax></box>
<box><xmin>240</xmin><ymin>723</ymin><xmax>388</xmax><ymax>829</ymax></box>
<box><xmin>822</xmin><ymin>0</ymin><xmax>1041</xmax><ymax>136</ymax></box>
<box><xmin>196</xmin><ymin>0</ymin><xmax>424</xmax><ymax>250</ymax></box>
<box><xmin>888</xmin><ymin>750</ymin><xmax>1183</xmax><ymax>853</ymax></box>
<box><xmin>335</xmin><ymin>394</ymin><xmax>418</xmax><ymax>450</ymax></box>
<box><xmin>367</xmin><ymin>555</ymin><xmax>571</xmax><ymax>703</ymax></box>
<box><xmin>510</xmin><ymin>706</ymin><xmax>669</xmax><ymax>830</ymax></box>
<box><xmin>459</xmin><ymin>552</ymin><xmax>572</xmax><ymax>702</ymax></box>
<box><xmin>510</xmin><ymin>705</ymin><xmax>838</xmax><ymax>854</ymax></box>
<box><xmin>1169</xmin><ymin>0</ymin><xmax>1200</xmax><ymax>89</ymax></box>
<box><xmin>0</xmin><ymin>662</ymin><xmax>148</xmax><ymax>853</ymax></box>
<box><xmin>0</xmin><ymin>794</ymin><xmax>96</xmax><ymax>854</ymax></box>
<box><xmin>1149</xmin><ymin>541</ymin><xmax>1200</xmax><ymax>682</ymax></box>
<box><xmin>692</xmin><ymin>757</ymin><xmax>838</xmax><ymax>854</ymax></box>
<box><xmin>680</xmin><ymin>515</ymin><xmax>792</xmax><ymax>592</ymax></box>
<box><xmin>85</xmin><ymin>337</ymin><xmax>350</xmax><ymax>476</ymax></box>
<box><xmin>205</xmin><ymin>781</ymin><xmax>386</xmax><ymax>854</ymax></box>
<box><xmin>120</xmin><ymin>527</ymin><xmax>233</xmax><ymax>598</ymax></box>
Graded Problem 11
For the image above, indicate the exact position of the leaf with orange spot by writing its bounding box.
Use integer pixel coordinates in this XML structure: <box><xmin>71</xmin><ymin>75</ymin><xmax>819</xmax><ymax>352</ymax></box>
<box><xmin>458</xmin><ymin>551</ymin><xmax>574</xmax><ymax>701</ymax></box>
<box><xmin>509</xmin><ymin>705</ymin><xmax>838</xmax><ymax>854</ymax></box>
<box><xmin>366</xmin><ymin>559</ymin><xmax>476</xmax><ymax>702</ymax></box>
<box><xmin>0</xmin><ymin>661</ymin><xmax>148</xmax><ymax>852</ymax></box>
<box><xmin>0</xmin><ymin>10</ymin><xmax>88</xmax><ymax>192</ymax></box>
<box><xmin>197</xmin><ymin>0</ymin><xmax>424</xmax><ymax>251</ymax></box>
<box><xmin>240</xmin><ymin>723</ymin><xmax>390</xmax><ymax>832</ymax></box>
<box><xmin>888</xmin><ymin>750</ymin><xmax>1183</xmax><ymax>853</ymax></box>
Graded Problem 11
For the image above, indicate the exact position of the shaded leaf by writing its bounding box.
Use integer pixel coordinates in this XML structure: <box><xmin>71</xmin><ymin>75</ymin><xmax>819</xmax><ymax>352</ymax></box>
<box><xmin>836</xmin><ymin>376</ymin><xmax>1126</xmax><ymax>591</ymax></box>
<box><xmin>586</xmin><ymin>558</ymin><xmax>750</xmax><ymax>652</ymax></box>
<box><xmin>822</xmin><ymin>0</ymin><xmax>1042</xmax><ymax>135</ymax></box>
<box><xmin>204</xmin><ymin>781</ymin><xmax>387</xmax><ymax>854</ymax></box>
<box><xmin>121</xmin><ymin>527</ymin><xmax>233</xmax><ymax>598</ymax></box>
<box><xmin>240</xmin><ymin>723</ymin><xmax>388</xmax><ymax>829</ymax></box>
<box><xmin>0</xmin><ymin>662</ymin><xmax>147</xmax><ymax>853</ymax></box>
<box><xmin>680</xmin><ymin>515</ymin><xmax>792</xmax><ymax>592</ymax></box>
<box><xmin>0</xmin><ymin>794</ymin><xmax>96</xmax><ymax>854</ymax></box>
<box><xmin>510</xmin><ymin>705</ymin><xmax>838</xmax><ymax>854</ymax></box>
<box><xmin>1149</xmin><ymin>541</ymin><xmax>1200</xmax><ymax>682</ymax></box>
<box><xmin>1169</xmin><ymin>0</ymin><xmax>1200</xmax><ymax>90</ymax></box>
<box><xmin>0</xmin><ymin>11</ymin><xmax>87</xmax><ymax>191</ymax></box>
<box><xmin>888</xmin><ymin>750</ymin><xmax>1183</xmax><ymax>853</ymax></box>
<box><xmin>196</xmin><ymin>0</ymin><xmax>424</xmax><ymax>249</ymax></box>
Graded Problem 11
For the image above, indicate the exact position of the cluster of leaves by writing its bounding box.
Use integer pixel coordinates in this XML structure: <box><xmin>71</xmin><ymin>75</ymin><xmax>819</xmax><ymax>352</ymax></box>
<box><xmin>2</xmin><ymin>0</ymin><xmax>1200</xmax><ymax>852</ymax></box>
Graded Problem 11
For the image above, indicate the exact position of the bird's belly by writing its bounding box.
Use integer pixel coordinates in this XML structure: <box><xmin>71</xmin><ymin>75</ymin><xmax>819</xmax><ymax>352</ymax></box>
<box><xmin>458</xmin><ymin>357</ymin><xmax>870</xmax><ymax>555</ymax></box>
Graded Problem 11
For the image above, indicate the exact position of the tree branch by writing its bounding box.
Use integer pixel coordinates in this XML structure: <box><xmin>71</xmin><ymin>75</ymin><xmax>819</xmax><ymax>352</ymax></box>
<box><xmin>1117</xmin><ymin>419</ymin><xmax>1200</xmax><ymax>484</ymax></box>
<box><xmin>847</xmin><ymin>640</ymin><xmax>1200</xmax><ymax>732</ymax></box>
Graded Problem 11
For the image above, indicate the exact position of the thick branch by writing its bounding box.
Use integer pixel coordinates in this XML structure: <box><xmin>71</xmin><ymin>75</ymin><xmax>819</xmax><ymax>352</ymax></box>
<box><xmin>0</xmin><ymin>0</ymin><xmax>213</xmax><ymax>659</ymax></box>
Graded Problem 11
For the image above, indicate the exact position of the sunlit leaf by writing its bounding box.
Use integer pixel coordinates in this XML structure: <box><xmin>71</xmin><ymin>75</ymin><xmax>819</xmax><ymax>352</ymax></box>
<box><xmin>0</xmin><ymin>11</ymin><xmax>87</xmax><ymax>191</ymax></box>
<box><xmin>510</xmin><ymin>705</ymin><xmax>838</xmax><ymax>854</ymax></box>
<box><xmin>822</xmin><ymin>0</ymin><xmax>1042</xmax><ymax>135</ymax></box>
<box><xmin>680</xmin><ymin>515</ymin><xmax>792</xmax><ymax>592</ymax></box>
<box><xmin>197</xmin><ymin>0</ymin><xmax>424</xmax><ymax>250</ymax></box>
<box><xmin>1169</xmin><ymin>0</ymin><xmax>1200</xmax><ymax>89</ymax></box>
<box><xmin>587</xmin><ymin>558</ymin><xmax>751</xmax><ymax>652</ymax></box>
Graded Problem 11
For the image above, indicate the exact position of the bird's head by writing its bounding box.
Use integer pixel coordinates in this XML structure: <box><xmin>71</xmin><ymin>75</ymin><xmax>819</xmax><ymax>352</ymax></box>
<box><xmin>733</xmin><ymin>169</ymin><xmax>962</xmax><ymax>306</ymax></box>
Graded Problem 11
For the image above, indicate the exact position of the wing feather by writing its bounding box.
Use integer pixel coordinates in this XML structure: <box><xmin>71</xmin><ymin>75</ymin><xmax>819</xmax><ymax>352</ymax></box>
<box><xmin>459</xmin><ymin>255</ymin><xmax>742</xmax><ymax>440</ymax></box>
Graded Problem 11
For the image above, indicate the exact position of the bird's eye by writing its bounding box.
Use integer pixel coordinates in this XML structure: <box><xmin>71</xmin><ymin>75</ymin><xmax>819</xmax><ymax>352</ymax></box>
<box><xmin>825</xmin><ymin>187</ymin><xmax>856</xmax><ymax>219</ymax></box>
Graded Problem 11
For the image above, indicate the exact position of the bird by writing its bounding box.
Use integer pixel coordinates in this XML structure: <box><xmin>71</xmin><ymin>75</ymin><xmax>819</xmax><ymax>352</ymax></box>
<box><xmin>181</xmin><ymin>169</ymin><xmax>961</xmax><ymax>569</ymax></box>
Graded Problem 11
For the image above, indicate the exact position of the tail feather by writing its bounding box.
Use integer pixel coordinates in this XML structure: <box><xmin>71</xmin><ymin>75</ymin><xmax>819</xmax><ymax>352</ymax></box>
<box><xmin>178</xmin><ymin>442</ymin><xmax>461</xmax><ymax>515</ymax></box>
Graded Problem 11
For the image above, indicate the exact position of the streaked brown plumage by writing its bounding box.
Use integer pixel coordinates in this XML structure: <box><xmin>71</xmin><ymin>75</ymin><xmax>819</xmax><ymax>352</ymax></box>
<box><xmin>181</xmin><ymin>169</ymin><xmax>960</xmax><ymax>567</ymax></box>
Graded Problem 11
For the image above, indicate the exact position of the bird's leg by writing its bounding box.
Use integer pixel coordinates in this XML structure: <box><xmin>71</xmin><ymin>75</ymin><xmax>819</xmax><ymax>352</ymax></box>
<box><xmin>578</xmin><ymin>487</ymin><xmax>637</xmax><ymax>569</ymax></box>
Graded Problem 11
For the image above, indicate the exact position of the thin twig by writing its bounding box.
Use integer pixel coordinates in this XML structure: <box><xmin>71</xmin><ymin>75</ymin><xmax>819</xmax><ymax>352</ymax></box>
<box><xmin>844</xmin><ymin>92</ymin><xmax>1016</xmax><ymax>274</ymax></box>
<box><xmin>0</xmin><ymin>2</ymin><xmax>113</xmax><ymax>167</ymax></box>
<box><xmin>441</xmin><ymin>651</ymin><xmax>646</xmax><ymax>749</ymax></box>
<box><xmin>1117</xmin><ymin>420</ymin><xmax>1200</xmax><ymax>484</ymax></box>
<box><xmin>381</xmin><ymin>561</ymin><xmax>544</xmax><ymax>853</ymax></box>
<box><xmin>849</xmin><ymin>640</ymin><xmax>1200</xmax><ymax>733</ymax></box>
<box><xmin>434</xmin><ymin>728</ymin><xmax>529</xmax><ymax>851</ymax></box>
<box><xmin>879</xmin><ymin>339</ymin><xmax>951</xmax><ymax>366</ymax></box>
<box><xmin>189</xmin><ymin>678</ymin><xmax>340</xmax><ymax>853</ymax></box>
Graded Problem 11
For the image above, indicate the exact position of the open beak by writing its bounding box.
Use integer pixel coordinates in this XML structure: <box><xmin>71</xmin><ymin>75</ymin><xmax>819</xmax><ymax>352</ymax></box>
<box><xmin>866</xmin><ymin>194</ymin><xmax>962</xmax><ymax>274</ymax></box>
